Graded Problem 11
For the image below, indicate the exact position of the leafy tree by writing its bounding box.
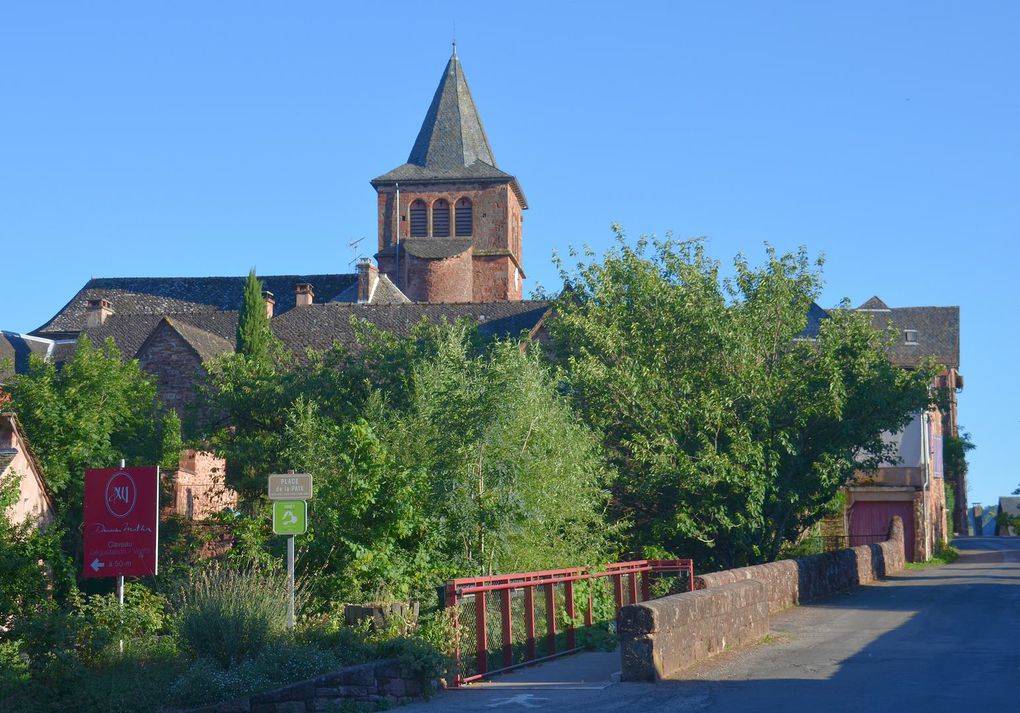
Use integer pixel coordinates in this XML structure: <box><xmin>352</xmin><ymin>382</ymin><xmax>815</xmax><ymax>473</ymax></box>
<box><xmin>236</xmin><ymin>269</ymin><xmax>274</xmax><ymax>360</ymax></box>
<box><xmin>0</xmin><ymin>472</ymin><xmax>74</xmax><ymax>625</ymax></box>
<box><xmin>4</xmin><ymin>336</ymin><xmax>164</xmax><ymax>505</ymax></box>
<box><xmin>382</xmin><ymin>329</ymin><xmax>613</xmax><ymax>577</ymax></box>
<box><xmin>549</xmin><ymin>230</ymin><xmax>937</xmax><ymax>568</ymax></box>
<box><xmin>944</xmin><ymin>429</ymin><xmax>975</xmax><ymax>531</ymax></box>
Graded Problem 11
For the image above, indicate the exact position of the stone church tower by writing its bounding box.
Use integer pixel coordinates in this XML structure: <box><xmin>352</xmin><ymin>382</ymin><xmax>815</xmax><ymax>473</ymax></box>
<box><xmin>371</xmin><ymin>49</ymin><xmax>527</xmax><ymax>303</ymax></box>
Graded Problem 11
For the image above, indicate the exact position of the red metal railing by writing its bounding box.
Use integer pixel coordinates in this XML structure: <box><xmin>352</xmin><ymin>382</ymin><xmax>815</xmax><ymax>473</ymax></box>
<box><xmin>443</xmin><ymin>559</ymin><xmax>694</xmax><ymax>685</ymax></box>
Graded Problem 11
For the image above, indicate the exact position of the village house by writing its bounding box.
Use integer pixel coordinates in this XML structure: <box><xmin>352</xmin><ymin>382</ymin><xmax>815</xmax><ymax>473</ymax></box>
<box><xmin>0</xmin><ymin>410</ymin><xmax>55</xmax><ymax>529</ymax></box>
<box><xmin>818</xmin><ymin>297</ymin><xmax>962</xmax><ymax>561</ymax></box>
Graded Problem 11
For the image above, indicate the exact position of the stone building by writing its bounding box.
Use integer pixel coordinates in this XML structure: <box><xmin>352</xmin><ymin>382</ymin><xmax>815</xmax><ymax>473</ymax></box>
<box><xmin>820</xmin><ymin>297</ymin><xmax>962</xmax><ymax>561</ymax></box>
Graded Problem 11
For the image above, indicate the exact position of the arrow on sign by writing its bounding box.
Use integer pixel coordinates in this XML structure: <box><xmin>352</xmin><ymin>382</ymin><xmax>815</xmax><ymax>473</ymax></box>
<box><xmin>90</xmin><ymin>558</ymin><xmax>104</xmax><ymax>573</ymax></box>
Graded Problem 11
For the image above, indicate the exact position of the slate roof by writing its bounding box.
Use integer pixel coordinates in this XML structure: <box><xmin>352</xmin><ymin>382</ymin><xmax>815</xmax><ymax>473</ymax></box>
<box><xmin>33</xmin><ymin>274</ymin><xmax>357</xmax><ymax>336</ymax></box>
<box><xmin>858</xmin><ymin>303</ymin><xmax>961</xmax><ymax>369</ymax></box>
<box><xmin>368</xmin><ymin>275</ymin><xmax>412</xmax><ymax>305</ymax></box>
<box><xmin>857</xmin><ymin>296</ymin><xmax>891</xmax><ymax>311</ymax></box>
<box><xmin>371</xmin><ymin>52</ymin><xmax>527</xmax><ymax>207</ymax></box>
<box><xmin>0</xmin><ymin>333</ymin><xmax>54</xmax><ymax>380</ymax></box>
<box><xmin>165</xmin><ymin>318</ymin><xmax>235</xmax><ymax>362</ymax></box>
<box><xmin>76</xmin><ymin>311</ymin><xmax>239</xmax><ymax>361</ymax></box>
<box><xmin>800</xmin><ymin>302</ymin><xmax>830</xmax><ymax>339</ymax></box>
<box><xmin>270</xmin><ymin>301</ymin><xmax>550</xmax><ymax>355</ymax></box>
<box><xmin>400</xmin><ymin>238</ymin><xmax>473</xmax><ymax>260</ymax></box>
<box><xmin>999</xmin><ymin>497</ymin><xmax>1020</xmax><ymax>518</ymax></box>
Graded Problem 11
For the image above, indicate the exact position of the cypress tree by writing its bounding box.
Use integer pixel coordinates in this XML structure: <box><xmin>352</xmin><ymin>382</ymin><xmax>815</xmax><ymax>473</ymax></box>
<box><xmin>236</xmin><ymin>268</ymin><xmax>273</xmax><ymax>359</ymax></box>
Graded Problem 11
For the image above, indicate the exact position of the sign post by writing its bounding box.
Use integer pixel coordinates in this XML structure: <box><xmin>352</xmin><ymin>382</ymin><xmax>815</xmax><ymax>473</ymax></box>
<box><xmin>83</xmin><ymin>461</ymin><xmax>160</xmax><ymax>653</ymax></box>
<box><xmin>268</xmin><ymin>473</ymin><xmax>312</xmax><ymax>630</ymax></box>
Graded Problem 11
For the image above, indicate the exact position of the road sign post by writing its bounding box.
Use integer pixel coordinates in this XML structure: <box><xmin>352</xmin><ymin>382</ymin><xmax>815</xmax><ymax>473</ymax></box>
<box><xmin>83</xmin><ymin>465</ymin><xmax>160</xmax><ymax>579</ymax></box>
<box><xmin>268</xmin><ymin>473</ymin><xmax>312</xmax><ymax>630</ymax></box>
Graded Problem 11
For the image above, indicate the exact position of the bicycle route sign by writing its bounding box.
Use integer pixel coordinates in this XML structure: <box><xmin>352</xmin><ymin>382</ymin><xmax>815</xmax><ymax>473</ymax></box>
<box><xmin>272</xmin><ymin>500</ymin><xmax>307</xmax><ymax>535</ymax></box>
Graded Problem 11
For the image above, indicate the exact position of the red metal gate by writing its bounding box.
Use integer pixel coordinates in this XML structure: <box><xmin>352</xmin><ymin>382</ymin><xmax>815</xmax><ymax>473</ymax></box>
<box><xmin>443</xmin><ymin>559</ymin><xmax>693</xmax><ymax>685</ymax></box>
<box><xmin>849</xmin><ymin>501</ymin><xmax>915</xmax><ymax>562</ymax></box>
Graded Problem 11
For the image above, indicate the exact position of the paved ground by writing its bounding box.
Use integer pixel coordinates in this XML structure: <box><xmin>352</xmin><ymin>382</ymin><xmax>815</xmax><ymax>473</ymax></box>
<box><xmin>402</xmin><ymin>537</ymin><xmax>1020</xmax><ymax>711</ymax></box>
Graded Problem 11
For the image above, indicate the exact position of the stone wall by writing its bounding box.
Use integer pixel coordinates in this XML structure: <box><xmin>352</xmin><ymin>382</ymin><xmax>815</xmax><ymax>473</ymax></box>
<box><xmin>694</xmin><ymin>516</ymin><xmax>905</xmax><ymax>614</ymax></box>
<box><xmin>619</xmin><ymin>580</ymin><xmax>768</xmax><ymax>682</ymax></box>
<box><xmin>180</xmin><ymin>658</ymin><xmax>430</xmax><ymax>713</ymax></box>
<box><xmin>619</xmin><ymin>517</ymin><xmax>905</xmax><ymax>680</ymax></box>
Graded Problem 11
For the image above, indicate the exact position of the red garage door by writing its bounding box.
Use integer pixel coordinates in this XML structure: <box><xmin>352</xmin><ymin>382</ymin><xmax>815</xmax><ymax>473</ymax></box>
<box><xmin>849</xmin><ymin>500</ymin><xmax>915</xmax><ymax>562</ymax></box>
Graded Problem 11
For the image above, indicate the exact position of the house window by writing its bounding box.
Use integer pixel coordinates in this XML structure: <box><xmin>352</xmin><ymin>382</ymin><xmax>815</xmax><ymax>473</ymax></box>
<box><xmin>904</xmin><ymin>329</ymin><xmax>918</xmax><ymax>345</ymax></box>
<box><xmin>409</xmin><ymin>199</ymin><xmax>427</xmax><ymax>237</ymax></box>
<box><xmin>432</xmin><ymin>199</ymin><xmax>451</xmax><ymax>237</ymax></box>
<box><xmin>455</xmin><ymin>198</ymin><xmax>473</xmax><ymax>236</ymax></box>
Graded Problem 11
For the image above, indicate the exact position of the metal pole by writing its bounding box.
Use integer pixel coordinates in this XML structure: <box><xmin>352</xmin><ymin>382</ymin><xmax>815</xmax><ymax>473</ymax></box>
<box><xmin>287</xmin><ymin>534</ymin><xmax>295</xmax><ymax>630</ymax></box>
<box><xmin>118</xmin><ymin>458</ymin><xmax>126</xmax><ymax>653</ymax></box>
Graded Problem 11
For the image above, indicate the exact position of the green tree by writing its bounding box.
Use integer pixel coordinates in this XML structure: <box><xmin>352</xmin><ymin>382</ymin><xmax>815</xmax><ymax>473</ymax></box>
<box><xmin>550</xmin><ymin>230</ymin><xmax>936</xmax><ymax>568</ymax></box>
<box><xmin>4</xmin><ymin>336</ymin><xmax>163</xmax><ymax>505</ymax></box>
<box><xmin>236</xmin><ymin>269</ymin><xmax>273</xmax><ymax>360</ymax></box>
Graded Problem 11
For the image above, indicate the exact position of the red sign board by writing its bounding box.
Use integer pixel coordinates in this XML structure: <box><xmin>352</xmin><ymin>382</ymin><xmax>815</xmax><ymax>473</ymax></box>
<box><xmin>83</xmin><ymin>466</ymin><xmax>159</xmax><ymax>578</ymax></box>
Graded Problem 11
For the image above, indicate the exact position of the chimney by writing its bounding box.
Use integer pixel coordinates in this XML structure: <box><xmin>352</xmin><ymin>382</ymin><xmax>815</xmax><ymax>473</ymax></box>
<box><xmin>357</xmin><ymin>258</ymin><xmax>379</xmax><ymax>303</ymax></box>
<box><xmin>262</xmin><ymin>290</ymin><xmax>275</xmax><ymax>318</ymax></box>
<box><xmin>85</xmin><ymin>298</ymin><xmax>114</xmax><ymax>327</ymax></box>
<box><xmin>295</xmin><ymin>283</ymin><xmax>314</xmax><ymax>307</ymax></box>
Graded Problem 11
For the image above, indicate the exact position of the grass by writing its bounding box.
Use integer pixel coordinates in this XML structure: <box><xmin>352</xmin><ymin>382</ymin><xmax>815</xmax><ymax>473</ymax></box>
<box><xmin>905</xmin><ymin>545</ymin><xmax>960</xmax><ymax>570</ymax></box>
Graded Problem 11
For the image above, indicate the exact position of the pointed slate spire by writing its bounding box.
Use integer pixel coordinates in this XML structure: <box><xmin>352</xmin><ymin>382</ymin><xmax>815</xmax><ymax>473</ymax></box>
<box><xmin>407</xmin><ymin>51</ymin><xmax>497</xmax><ymax>171</ymax></box>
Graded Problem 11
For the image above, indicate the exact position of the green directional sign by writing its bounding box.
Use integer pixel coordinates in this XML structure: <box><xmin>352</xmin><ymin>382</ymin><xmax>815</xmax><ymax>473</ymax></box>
<box><xmin>272</xmin><ymin>500</ymin><xmax>307</xmax><ymax>535</ymax></box>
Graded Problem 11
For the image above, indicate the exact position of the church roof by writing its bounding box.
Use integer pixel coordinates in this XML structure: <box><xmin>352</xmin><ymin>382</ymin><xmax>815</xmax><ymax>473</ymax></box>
<box><xmin>371</xmin><ymin>51</ymin><xmax>527</xmax><ymax>207</ymax></box>
<box><xmin>32</xmin><ymin>274</ymin><xmax>358</xmax><ymax>336</ymax></box>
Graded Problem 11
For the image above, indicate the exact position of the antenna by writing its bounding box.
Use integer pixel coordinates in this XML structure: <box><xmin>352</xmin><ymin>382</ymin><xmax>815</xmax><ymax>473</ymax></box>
<box><xmin>452</xmin><ymin>22</ymin><xmax>457</xmax><ymax>56</ymax></box>
<box><xmin>347</xmin><ymin>237</ymin><xmax>365</xmax><ymax>268</ymax></box>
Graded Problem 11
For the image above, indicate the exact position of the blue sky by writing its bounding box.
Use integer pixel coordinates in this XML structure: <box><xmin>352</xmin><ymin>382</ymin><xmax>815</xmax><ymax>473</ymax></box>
<box><xmin>2</xmin><ymin>2</ymin><xmax>1017</xmax><ymax>506</ymax></box>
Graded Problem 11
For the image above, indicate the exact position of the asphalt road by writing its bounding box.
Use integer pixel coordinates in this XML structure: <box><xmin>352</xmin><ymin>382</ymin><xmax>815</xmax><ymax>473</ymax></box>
<box><xmin>401</xmin><ymin>537</ymin><xmax>1020</xmax><ymax>712</ymax></box>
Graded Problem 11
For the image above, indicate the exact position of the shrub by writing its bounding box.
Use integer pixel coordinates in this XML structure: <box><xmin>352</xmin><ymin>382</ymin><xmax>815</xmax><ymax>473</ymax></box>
<box><xmin>168</xmin><ymin>644</ymin><xmax>342</xmax><ymax>707</ymax></box>
<box><xmin>172</xmin><ymin>566</ymin><xmax>290</xmax><ymax>666</ymax></box>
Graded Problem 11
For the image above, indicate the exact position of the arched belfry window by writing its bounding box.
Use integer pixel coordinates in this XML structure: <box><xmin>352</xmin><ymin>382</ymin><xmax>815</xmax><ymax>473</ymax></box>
<box><xmin>455</xmin><ymin>198</ymin><xmax>473</xmax><ymax>237</ymax></box>
<box><xmin>432</xmin><ymin>199</ymin><xmax>451</xmax><ymax>237</ymax></box>
<box><xmin>409</xmin><ymin>199</ymin><xmax>427</xmax><ymax>237</ymax></box>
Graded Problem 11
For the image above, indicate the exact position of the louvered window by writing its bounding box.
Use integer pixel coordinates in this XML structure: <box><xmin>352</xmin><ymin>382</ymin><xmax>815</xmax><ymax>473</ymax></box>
<box><xmin>455</xmin><ymin>198</ymin><xmax>473</xmax><ymax>236</ymax></box>
<box><xmin>432</xmin><ymin>199</ymin><xmax>451</xmax><ymax>237</ymax></box>
<box><xmin>409</xmin><ymin>199</ymin><xmax>427</xmax><ymax>237</ymax></box>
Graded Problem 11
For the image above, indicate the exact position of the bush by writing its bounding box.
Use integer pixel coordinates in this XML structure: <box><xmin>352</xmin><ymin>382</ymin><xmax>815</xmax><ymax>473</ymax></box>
<box><xmin>168</xmin><ymin>644</ymin><xmax>342</xmax><ymax>707</ymax></box>
<box><xmin>172</xmin><ymin>566</ymin><xmax>290</xmax><ymax>666</ymax></box>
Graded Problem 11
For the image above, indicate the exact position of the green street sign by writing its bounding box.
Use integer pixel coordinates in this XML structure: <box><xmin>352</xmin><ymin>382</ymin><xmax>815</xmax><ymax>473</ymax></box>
<box><xmin>272</xmin><ymin>500</ymin><xmax>307</xmax><ymax>535</ymax></box>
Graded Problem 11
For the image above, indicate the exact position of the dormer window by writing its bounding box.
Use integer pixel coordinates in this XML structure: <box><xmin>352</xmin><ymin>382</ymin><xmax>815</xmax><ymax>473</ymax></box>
<box><xmin>904</xmin><ymin>330</ymin><xmax>918</xmax><ymax>345</ymax></box>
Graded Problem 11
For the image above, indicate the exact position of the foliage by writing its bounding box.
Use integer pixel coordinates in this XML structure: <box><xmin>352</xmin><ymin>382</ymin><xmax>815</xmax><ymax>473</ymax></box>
<box><xmin>172</xmin><ymin>565</ymin><xmax>290</xmax><ymax>666</ymax></box>
<box><xmin>0</xmin><ymin>473</ymin><xmax>74</xmax><ymax>624</ymax></box>
<box><xmin>943</xmin><ymin>430</ymin><xmax>975</xmax><ymax>480</ymax></box>
<box><xmin>3</xmin><ymin>336</ymin><xmax>164</xmax><ymax>502</ymax></box>
<box><xmin>905</xmin><ymin>544</ymin><xmax>959</xmax><ymax>569</ymax></box>
<box><xmin>376</xmin><ymin>326</ymin><xmax>614</xmax><ymax>580</ymax></box>
<box><xmin>159</xmin><ymin>408</ymin><xmax>183</xmax><ymax>472</ymax></box>
<box><xmin>189</xmin><ymin>336</ymin><xmax>294</xmax><ymax>501</ymax></box>
<box><xmin>236</xmin><ymin>268</ymin><xmax>275</xmax><ymax>360</ymax></box>
<box><xmin>167</xmin><ymin>644</ymin><xmax>343</xmax><ymax>707</ymax></box>
<box><xmin>549</xmin><ymin>231</ymin><xmax>938</xmax><ymax>568</ymax></box>
<box><xmin>196</xmin><ymin>316</ymin><xmax>613</xmax><ymax>604</ymax></box>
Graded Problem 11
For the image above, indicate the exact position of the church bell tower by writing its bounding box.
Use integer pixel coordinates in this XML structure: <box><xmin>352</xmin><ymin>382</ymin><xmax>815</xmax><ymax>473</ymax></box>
<box><xmin>370</xmin><ymin>48</ymin><xmax>527</xmax><ymax>303</ymax></box>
